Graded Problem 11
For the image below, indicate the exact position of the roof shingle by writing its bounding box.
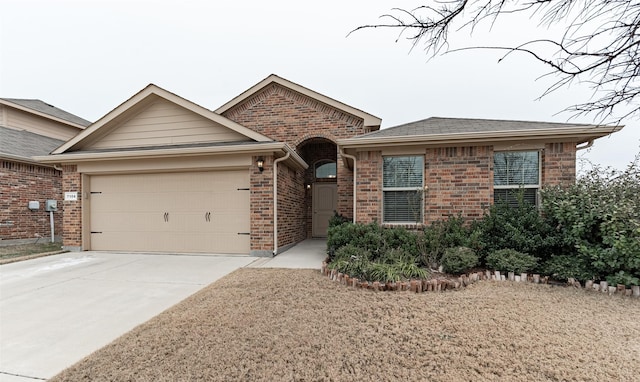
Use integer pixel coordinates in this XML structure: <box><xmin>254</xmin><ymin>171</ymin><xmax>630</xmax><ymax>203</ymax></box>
<box><xmin>1</xmin><ymin>98</ymin><xmax>91</xmax><ymax>127</ymax></box>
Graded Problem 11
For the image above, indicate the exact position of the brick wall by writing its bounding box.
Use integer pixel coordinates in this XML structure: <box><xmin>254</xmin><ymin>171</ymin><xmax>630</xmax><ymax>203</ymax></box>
<box><xmin>0</xmin><ymin>160</ymin><xmax>63</xmax><ymax>241</ymax></box>
<box><xmin>223</xmin><ymin>83</ymin><xmax>369</xmax><ymax>246</ymax></box>
<box><xmin>222</xmin><ymin>83</ymin><xmax>367</xmax><ymax>147</ymax></box>
<box><xmin>62</xmin><ymin>165</ymin><xmax>82</xmax><ymax>248</ymax></box>
<box><xmin>425</xmin><ymin>146</ymin><xmax>492</xmax><ymax>222</ymax></box>
<box><xmin>353</xmin><ymin>143</ymin><xmax>579</xmax><ymax>227</ymax></box>
<box><xmin>277</xmin><ymin>163</ymin><xmax>306</xmax><ymax>249</ymax></box>
<box><xmin>250</xmin><ymin>155</ymin><xmax>274</xmax><ymax>255</ymax></box>
<box><xmin>355</xmin><ymin>150</ymin><xmax>383</xmax><ymax>223</ymax></box>
<box><xmin>543</xmin><ymin>142</ymin><xmax>576</xmax><ymax>186</ymax></box>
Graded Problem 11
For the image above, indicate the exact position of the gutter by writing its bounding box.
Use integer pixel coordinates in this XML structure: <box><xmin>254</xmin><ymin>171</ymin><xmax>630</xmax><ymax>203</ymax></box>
<box><xmin>339</xmin><ymin>148</ymin><xmax>357</xmax><ymax>222</ymax></box>
<box><xmin>272</xmin><ymin>151</ymin><xmax>290</xmax><ymax>256</ymax></box>
<box><xmin>576</xmin><ymin>140</ymin><xmax>594</xmax><ymax>151</ymax></box>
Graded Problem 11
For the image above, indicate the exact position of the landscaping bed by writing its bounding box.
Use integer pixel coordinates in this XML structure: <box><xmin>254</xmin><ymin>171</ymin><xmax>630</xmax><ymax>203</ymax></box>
<box><xmin>0</xmin><ymin>242</ymin><xmax>65</xmax><ymax>264</ymax></box>
<box><xmin>51</xmin><ymin>268</ymin><xmax>640</xmax><ymax>382</ymax></box>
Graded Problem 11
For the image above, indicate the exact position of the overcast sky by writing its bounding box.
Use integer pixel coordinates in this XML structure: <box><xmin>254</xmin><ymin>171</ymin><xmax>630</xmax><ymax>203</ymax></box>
<box><xmin>1</xmin><ymin>0</ymin><xmax>638</xmax><ymax>171</ymax></box>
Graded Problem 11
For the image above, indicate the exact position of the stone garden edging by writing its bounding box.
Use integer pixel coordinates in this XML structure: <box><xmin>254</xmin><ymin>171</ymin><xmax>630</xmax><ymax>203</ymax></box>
<box><xmin>321</xmin><ymin>262</ymin><xmax>640</xmax><ymax>298</ymax></box>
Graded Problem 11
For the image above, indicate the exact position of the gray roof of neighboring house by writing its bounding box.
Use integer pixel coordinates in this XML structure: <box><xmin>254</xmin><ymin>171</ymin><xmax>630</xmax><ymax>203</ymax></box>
<box><xmin>1</xmin><ymin>98</ymin><xmax>91</xmax><ymax>127</ymax></box>
<box><xmin>0</xmin><ymin>126</ymin><xmax>65</xmax><ymax>160</ymax></box>
<box><xmin>357</xmin><ymin>117</ymin><xmax>599</xmax><ymax>138</ymax></box>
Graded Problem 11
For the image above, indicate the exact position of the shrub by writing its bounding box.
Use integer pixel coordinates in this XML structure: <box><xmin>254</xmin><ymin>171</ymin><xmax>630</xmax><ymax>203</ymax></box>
<box><xmin>606</xmin><ymin>271</ymin><xmax>640</xmax><ymax>288</ymax></box>
<box><xmin>328</xmin><ymin>212</ymin><xmax>350</xmax><ymax>228</ymax></box>
<box><xmin>326</xmin><ymin>222</ymin><xmax>382</xmax><ymax>260</ymax></box>
<box><xmin>440</xmin><ymin>246</ymin><xmax>478</xmax><ymax>274</ymax></box>
<box><xmin>541</xmin><ymin>155</ymin><xmax>640</xmax><ymax>283</ymax></box>
<box><xmin>485</xmin><ymin>249</ymin><xmax>538</xmax><ymax>274</ymax></box>
<box><xmin>542</xmin><ymin>255</ymin><xmax>594</xmax><ymax>282</ymax></box>
<box><xmin>420</xmin><ymin>214</ymin><xmax>481</xmax><ymax>267</ymax></box>
<box><xmin>474</xmin><ymin>194</ymin><xmax>560</xmax><ymax>261</ymax></box>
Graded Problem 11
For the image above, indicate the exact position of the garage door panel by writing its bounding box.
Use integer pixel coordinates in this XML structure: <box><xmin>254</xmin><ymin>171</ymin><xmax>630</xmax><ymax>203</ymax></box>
<box><xmin>89</xmin><ymin>171</ymin><xmax>250</xmax><ymax>254</ymax></box>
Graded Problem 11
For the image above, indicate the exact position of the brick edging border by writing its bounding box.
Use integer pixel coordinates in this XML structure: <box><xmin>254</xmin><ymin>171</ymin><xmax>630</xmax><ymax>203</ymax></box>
<box><xmin>321</xmin><ymin>262</ymin><xmax>640</xmax><ymax>298</ymax></box>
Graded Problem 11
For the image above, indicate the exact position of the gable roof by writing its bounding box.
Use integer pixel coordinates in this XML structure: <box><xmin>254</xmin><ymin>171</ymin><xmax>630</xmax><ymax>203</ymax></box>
<box><xmin>215</xmin><ymin>74</ymin><xmax>382</xmax><ymax>130</ymax></box>
<box><xmin>53</xmin><ymin>84</ymin><xmax>273</xmax><ymax>154</ymax></box>
<box><xmin>0</xmin><ymin>98</ymin><xmax>91</xmax><ymax>128</ymax></box>
<box><xmin>338</xmin><ymin>117</ymin><xmax>623</xmax><ymax>148</ymax></box>
<box><xmin>0</xmin><ymin>126</ymin><xmax>65</xmax><ymax>164</ymax></box>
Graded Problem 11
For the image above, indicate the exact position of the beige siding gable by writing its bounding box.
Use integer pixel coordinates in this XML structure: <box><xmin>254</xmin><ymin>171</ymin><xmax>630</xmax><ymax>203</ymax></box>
<box><xmin>4</xmin><ymin>107</ymin><xmax>81</xmax><ymax>141</ymax></box>
<box><xmin>87</xmin><ymin>99</ymin><xmax>251</xmax><ymax>150</ymax></box>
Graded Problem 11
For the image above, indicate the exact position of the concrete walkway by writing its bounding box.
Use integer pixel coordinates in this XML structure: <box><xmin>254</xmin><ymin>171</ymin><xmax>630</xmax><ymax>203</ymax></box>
<box><xmin>248</xmin><ymin>239</ymin><xmax>327</xmax><ymax>269</ymax></box>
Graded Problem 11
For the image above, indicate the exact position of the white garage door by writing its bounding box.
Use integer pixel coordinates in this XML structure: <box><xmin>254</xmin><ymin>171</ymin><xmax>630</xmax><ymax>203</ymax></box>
<box><xmin>88</xmin><ymin>170</ymin><xmax>250</xmax><ymax>254</ymax></box>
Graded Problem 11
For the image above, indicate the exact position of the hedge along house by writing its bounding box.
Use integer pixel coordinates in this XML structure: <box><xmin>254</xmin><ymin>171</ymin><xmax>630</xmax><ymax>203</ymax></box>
<box><xmin>0</xmin><ymin>98</ymin><xmax>89</xmax><ymax>243</ymax></box>
<box><xmin>337</xmin><ymin>117</ymin><xmax>622</xmax><ymax>226</ymax></box>
<box><xmin>37</xmin><ymin>74</ymin><xmax>621</xmax><ymax>256</ymax></box>
<box><xmin>38</xmin><ymin>75</ymin><xmax>381</xmax><ymax>255</ymax></box>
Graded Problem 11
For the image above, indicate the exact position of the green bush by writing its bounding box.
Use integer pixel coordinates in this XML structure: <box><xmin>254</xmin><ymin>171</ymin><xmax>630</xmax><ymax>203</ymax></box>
<box><xmin>326</xmin><ymin>222</ymin><xmax>383</xmax><ymax>260</ymax></box>
<box><xmin>606</xmin><ymin>271</ymin><xmax>640</xmax><ymax>288</ymax></box>
<box><xmin>542</xmin><ymin>255</ymin><xmax>594</xmax><ymax>282</ymax></box>
<box><xmin>485</xmin><ymin>249</ymin><xmax>538</xmax><ymax>274</ymax></box>
<box><xmin>474</xmin><ymin>193</ymin><xmax>560</xmax><ymax>261</ymax></box>
<box><xmin>440</xmin><ymin>246</ymin><xmax>478</xmax><ymax>274</ymax></box>
<box><xmin>420</xmin><ymin>214</ymin><xmax>481</xmax><ymax>267</ymax></box>
<box><xmin>541</xmin><ymin>156</ymin><xmax>640</xmax><ymax>284</ymax></box>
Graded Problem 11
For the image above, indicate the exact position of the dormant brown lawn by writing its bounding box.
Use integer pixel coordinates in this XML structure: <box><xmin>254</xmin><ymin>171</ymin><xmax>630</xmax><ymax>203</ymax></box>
<box><xmin>51</xmin><ymin>268</ymin><xmax>640</xmax><ymax>382</ymax></box>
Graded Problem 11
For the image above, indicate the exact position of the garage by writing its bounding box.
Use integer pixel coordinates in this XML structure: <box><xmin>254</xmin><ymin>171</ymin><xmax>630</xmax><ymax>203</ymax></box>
<box><xmin>88</xmin><ymin>170</ymin><xmax>250</xmax><ymax>254</ymax></box>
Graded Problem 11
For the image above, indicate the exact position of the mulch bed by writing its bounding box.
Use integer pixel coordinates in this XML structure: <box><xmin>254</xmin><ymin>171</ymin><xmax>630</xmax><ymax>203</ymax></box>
<box><xmin>51</xmin><ymin>268</ymin><xmax>640</xmax><ymax>382</ymax></box>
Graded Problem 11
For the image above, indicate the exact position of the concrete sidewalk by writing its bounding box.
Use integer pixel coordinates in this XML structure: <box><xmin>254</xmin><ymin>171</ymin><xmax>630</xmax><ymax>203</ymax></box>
<box><xmin>248</xmin><ymin>239</ymin><xmax>327</xmax><ymax>269</ymax></box>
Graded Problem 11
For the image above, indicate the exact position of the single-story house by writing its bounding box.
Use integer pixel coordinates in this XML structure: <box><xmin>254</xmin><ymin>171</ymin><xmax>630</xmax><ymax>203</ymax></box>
<box><xmin>37</xmin><ymin>75</ymin><xmax>622</xmax><ymax>256</ymax></box>
<box><xmin>0</xmin><ymin>98</ymin><xmax>89</xmax><ymax>243</ymax></box>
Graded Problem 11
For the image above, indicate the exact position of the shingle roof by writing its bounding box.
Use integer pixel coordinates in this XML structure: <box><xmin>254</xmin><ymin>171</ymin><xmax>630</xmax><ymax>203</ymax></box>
<box><xmin>1</xmin><ymin>98</ymin><xmax>91</xmax><ymax>127</ymax></box>
<box><xmin>357</xmin><ymin>117</ymin><xmax>597</xmax><ymax>138</ymax></box>
<box><xmin>0</xmin><ymin>126</ymin><xmax>65</xmax><ymax>159</ymax></box>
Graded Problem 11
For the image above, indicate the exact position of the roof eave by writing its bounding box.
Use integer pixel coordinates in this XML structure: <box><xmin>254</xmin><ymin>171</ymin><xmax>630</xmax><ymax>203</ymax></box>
<box><xmin>36</xmin><ymin>141</ymin><xmax>309</xmax><ymax>170</ymax></box>
<box><xmin>337</xmin><ymin>126</ymin><xmax>624</xmax><ymax>148</ymax></box>
<box><xmin>1</xmin><ymin>153</ymin><xmax>59</xmax><ymax>168</ymax></box>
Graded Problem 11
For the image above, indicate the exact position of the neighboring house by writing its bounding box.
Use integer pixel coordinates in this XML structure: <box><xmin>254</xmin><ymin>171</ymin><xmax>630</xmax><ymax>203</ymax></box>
<box><xmin>0</xmin><ymin>98</ymin><xmax>89</xmax><ymax>243</ymax></box>
<box><xmin>37</xmin><ymin>75</ymin><xmax>622</xmax><ymax>255</ymax></box>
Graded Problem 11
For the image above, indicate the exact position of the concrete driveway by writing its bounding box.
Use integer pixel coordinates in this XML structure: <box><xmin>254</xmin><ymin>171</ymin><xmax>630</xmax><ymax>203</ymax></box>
<box><xmin>0</xmin><ymin>251</ymin><xmax>256</xmax><ymax>381</ymax></box>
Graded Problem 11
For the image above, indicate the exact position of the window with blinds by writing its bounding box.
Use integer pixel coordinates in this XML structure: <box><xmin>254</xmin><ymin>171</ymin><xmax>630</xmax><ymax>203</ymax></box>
<box><xmin>382</xmin><ymin>156</ymin><xmax>424</xmax><ymax>223</ymax></box>
<box><xmin>493</xmin><ymin>151</ymin><xmax>540</xmax><ymax>206</ymax></box>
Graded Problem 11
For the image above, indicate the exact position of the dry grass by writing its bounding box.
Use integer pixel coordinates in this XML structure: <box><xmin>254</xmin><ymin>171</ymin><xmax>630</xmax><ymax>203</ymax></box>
<box><xmin>52</xmin><ymin>268</ymin><xmax>640</xmax><ymax>382</ymax></box>
<box><xmin>0</xmin><ymin>242</ymin><xmax>63</xmax><ymax>263</ymax></box>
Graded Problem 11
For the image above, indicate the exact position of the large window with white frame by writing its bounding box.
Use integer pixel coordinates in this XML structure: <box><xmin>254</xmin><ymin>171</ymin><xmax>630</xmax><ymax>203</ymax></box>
<box><xmin>383</xmin><ymin>156</ymin><xmax>424</xmax><ymax>223</ymax></box>
<box><xmin>493</xmin><ymin>151</ymin><xmax>540</xmax><ymax>206</ymax></box>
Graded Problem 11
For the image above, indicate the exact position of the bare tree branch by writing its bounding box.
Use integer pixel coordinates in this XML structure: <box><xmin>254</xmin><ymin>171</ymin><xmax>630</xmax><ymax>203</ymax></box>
<box><xmin>352</xmin><ymin>0</ymin><xmax>640</xmax><ymax>124</ymax></box>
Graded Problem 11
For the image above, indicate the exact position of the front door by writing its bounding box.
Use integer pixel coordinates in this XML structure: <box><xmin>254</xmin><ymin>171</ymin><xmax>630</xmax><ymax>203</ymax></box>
<box><xmin>312</xmin><ymin>183</ymin><xmax>337</xmax><ymax>237</ymax></box>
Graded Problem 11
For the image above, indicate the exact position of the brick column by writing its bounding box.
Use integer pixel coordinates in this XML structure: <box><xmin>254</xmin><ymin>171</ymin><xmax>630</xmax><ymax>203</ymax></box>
<box><xmin>62</xmin><ymin>165</ymin><xmax>82</xmax><ymax>251</ymax></box>
<box><xmin>250</xmin><ymin>155</ymin><xmax>274</xmax><ymax>256</ymax></box>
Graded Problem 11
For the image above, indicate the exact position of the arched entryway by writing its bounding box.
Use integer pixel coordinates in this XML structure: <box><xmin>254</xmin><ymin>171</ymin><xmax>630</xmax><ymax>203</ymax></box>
<box><xmin>297</xmin><ymin>137</ymin><xmax>338</xmax><ymax>237</ymax></box>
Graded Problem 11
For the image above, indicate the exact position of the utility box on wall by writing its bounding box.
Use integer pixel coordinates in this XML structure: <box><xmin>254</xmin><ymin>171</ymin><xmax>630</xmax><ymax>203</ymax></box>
<box><xmin>45</xmin><ymin>200</ymin><xmax>57</xmax><ymax>212</ymax></box>
<box><xmin>28</xmin><ymin>201</ymin><xmax>40</xmax><ymax>211</ymax></box>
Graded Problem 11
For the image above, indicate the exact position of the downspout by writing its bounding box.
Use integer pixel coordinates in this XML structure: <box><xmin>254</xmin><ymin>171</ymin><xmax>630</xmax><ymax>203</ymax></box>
<box><xmin>576</xmin><ymin>140</ymin><xmax>594</xmax><ymax>151</ymax></box>
<box><xmin>272</xmin><ymin>152</ymin><xmax>290</xmax><ymax>256</ymax></box>
<box><xmin>339</xmin><ymin>148</ymin><xmax>357</xmax><ymax>222</ymax></box>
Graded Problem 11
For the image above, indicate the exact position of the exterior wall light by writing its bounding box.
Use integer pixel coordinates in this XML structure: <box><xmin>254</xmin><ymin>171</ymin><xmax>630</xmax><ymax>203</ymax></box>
<box><xmin>257</xmin><ymin>158</ymin><xmax>265</xmax><ymax>172</ymax></box>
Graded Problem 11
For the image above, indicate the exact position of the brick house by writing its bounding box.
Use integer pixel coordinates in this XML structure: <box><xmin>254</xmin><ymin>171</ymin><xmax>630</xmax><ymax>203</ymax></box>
<box><xmin>0</xmin><ymin>98</ymin><xmax>89</xmax><ymax>243</ymax></box>
<box><xmin>37</xmin><ymin>75</ymin><xmax>621</xmax><ymax>255</ymax></box>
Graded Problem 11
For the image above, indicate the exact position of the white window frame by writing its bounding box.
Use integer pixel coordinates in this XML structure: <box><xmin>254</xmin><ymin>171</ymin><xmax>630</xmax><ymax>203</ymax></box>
<box><xmin>382</xmin><ymin>155</ymin><xmax>424</xmax><ymax>224</ymax></box>
<box><xmin>493</xmin><ymin>150</ymin><xmax>541</xmax><ymax>206</ymax></box>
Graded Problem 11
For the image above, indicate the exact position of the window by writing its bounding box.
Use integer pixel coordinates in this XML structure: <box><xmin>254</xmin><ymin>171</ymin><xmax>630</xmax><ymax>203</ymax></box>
<box><xmin>383</xmin><ymin>156</ymin><xmax>424</xmax><ymax>223</ymax></box>
<box><xmin>493</xmin><ymin>151</ymin><xmax>540</xmax><ymax>206</ymax></box>
<box><xmin>315</xmin><ymin>160</ymin><xmax>336</xmax><ymax>179</ymax></box>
